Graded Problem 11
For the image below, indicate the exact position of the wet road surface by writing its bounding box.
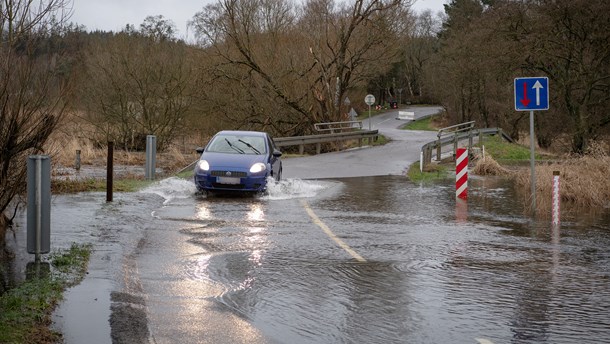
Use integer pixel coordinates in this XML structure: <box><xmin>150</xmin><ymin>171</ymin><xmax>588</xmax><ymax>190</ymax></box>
<box><xmin>5</xmin><ymin>106</ymin><xmax>610</xmax><ymax>343</ymax></box>
<box><xmin>132</xmin><ymin>176</ymin><xmax>610</xmax><ymax>344</ymax></box>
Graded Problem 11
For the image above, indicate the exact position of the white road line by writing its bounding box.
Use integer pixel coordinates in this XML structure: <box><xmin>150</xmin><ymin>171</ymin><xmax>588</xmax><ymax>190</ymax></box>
<box><xmin>475</xmin><ymin>338</ymin><xmax>495</xmax><ymax>344</ymax></box>
<box><xmin>301</xmin><ymin>200</ymin><xmax>366</xmax><ymax>262</ymax></box>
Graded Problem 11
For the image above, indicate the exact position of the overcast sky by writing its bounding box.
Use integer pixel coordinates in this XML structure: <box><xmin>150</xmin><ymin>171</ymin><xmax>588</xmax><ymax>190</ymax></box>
<box><xmin>70</xmin><ymin>0</ymin><xmax>447</xmax><ymax>40</ymax></box>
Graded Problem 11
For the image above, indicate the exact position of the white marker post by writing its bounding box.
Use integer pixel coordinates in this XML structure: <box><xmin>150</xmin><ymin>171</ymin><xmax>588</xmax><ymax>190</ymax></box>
<box><xmin>552</xmin><ymin>171</ymin><xmax>560</xmax><ymax>226</ymax></box>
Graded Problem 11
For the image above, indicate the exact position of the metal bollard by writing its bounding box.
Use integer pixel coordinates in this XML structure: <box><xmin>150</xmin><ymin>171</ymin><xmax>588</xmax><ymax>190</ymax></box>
<box><xmin>27</xmin><ymin>155</ymin><xmax>51</xmax><ymax>261</ymax></box>
<box><xmin>145</xmin><ymin>135</ymin><xmax>157</xmax><ymax>180</ymax></box>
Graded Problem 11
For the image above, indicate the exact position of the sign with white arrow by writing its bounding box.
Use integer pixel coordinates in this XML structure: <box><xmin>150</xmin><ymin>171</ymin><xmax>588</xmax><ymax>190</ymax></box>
<box><xmin>514</xmin><ymin>77</ymin><xmax>549</xmax><ymax>111</ymax></box>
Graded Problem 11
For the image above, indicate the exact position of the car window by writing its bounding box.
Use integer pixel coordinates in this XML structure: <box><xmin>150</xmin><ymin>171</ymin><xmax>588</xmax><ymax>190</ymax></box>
<box><xmin>207</xmin><ymin>135</ymin><xmax>267</xmax><ymax>155</ymax></box>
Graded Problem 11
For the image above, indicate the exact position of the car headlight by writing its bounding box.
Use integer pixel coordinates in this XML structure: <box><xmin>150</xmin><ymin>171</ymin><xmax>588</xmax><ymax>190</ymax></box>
<box><xmin>250</xmin><ymin>163</ymin><xmax>266</xmax><ymax>173</ymax></box>
<box><xmin>197</xmin><ymin>160</ymin><xmax>210</xmax><ymax>171</ymax></box>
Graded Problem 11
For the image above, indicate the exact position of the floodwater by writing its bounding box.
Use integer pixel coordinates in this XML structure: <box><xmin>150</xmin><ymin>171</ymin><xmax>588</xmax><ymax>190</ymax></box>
<box><xmin>3</xmin><ymin>175</ymin><xmax>610</xmax><ymax>343</ymax></box>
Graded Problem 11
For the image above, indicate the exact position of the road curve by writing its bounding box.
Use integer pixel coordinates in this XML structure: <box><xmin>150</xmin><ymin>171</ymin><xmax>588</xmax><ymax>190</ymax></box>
<box><xmin>283</xmin><ymin>106</ymin><xmax>442</xmax><ymax>179</ymax></box>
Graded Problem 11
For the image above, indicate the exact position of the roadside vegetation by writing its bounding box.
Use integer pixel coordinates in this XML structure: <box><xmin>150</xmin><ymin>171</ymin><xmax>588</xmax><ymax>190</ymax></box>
<box><xmin>402</xmin><ymin>114</ymin><xmax>442</xmax><ymax>131</ymax></box>
<box><xmin>409</xmin><ymin>132</ymin><xmax>610</xmax><ymax>213</ymax></box>
<box><xmin>472</xmin><ymin>138</ymin><xmax>610</xmax><ymax>213</ymax></box>
<box><xmin>477</xmin><ymin>135</ymin><xmax>552</xmax><ymax>162</ymax></box>
<box><xmin>512</xmin><ymin>143</ymin><xmax>610</xmax><ymax>212</ymax></box>
<box><xmin>51</xmin><ymin>177</ymin><xmax>154</xmax><ymax>194</ymax></box>
<box><xmin>0</xmin><ymin>243</ymin><xmax>92</xmax><ymax>343</ymax></box>
<box><xmin>407</xmin><ymin>163</ymin><xmax>450</xmax><ymax>183</ymax></box>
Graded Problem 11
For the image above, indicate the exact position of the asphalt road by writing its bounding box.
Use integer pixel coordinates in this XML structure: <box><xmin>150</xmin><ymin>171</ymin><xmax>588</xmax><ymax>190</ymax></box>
<box><xmin>283</xmin><ymin>106</ymin><xmax>442</xmax><ymax>179</ymax></box>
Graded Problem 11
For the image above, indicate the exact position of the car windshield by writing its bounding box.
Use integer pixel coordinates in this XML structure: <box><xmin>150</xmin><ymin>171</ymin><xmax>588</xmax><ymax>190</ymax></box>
<box><xmin>206</xmin><ymin>135</ymin><xmax>267</xmax><ymax>155</ymax></box>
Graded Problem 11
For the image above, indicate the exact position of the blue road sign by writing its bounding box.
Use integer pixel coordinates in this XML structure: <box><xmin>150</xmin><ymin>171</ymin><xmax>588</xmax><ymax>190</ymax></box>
<box><xmin>514</xmin><ymin>77</ymin><xmax>549</xmax><ymax>111</ymax></box>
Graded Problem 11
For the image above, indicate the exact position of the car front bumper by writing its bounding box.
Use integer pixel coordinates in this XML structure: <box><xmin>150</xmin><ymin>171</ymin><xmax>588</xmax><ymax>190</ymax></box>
<box><xmin>194</xmin><ymin>172</ymin><xmax>268</xmax><ymax>192</ymax></box>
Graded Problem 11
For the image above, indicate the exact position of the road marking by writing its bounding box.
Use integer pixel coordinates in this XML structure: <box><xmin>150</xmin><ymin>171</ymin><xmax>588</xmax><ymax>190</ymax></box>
<box><xmin>301</xmin><ymin>200</ymin><xmax>366</xmax><ymax>262</ymax></box>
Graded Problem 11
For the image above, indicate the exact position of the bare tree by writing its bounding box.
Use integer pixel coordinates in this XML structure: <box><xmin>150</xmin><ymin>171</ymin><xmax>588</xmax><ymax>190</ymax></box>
<box><xmin>190</xmin><ymin>0</ymin><xmax>410</xmax><ymax>136</ymax></box>
<box><xmin>401</xmin><ymin>10</ymin><xmax>439</xmax><ymax>101</ymax></box>
<box><xmin>79</xmin><ymin>30</ymin><xmax>195</xmax><ymax>150</ymax></box>
<box><xmin>0</xmin><ymin>0</ymin><xmax>72</xmax><ymax>234</ymax></box>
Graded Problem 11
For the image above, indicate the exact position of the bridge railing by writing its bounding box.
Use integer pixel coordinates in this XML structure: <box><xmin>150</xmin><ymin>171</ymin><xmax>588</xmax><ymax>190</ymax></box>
<box><xmin>275</xmin><ymin>129</ymin><xmax>378</xmax><ymax>155</ymax></box>
<box><xmin>421</xmin><ymin>126</ymin><xmax>513</xmax><ymax>168</ymax></box>
<box><xmin>313</xmin><ymin>120</ymin><xmax>363</xmax><ymax>132</ymax></box>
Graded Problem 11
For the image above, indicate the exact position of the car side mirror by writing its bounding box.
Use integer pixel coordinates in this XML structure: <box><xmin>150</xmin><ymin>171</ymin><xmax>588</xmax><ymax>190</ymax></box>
<box><xmin>273</xmin><ymin>150</ymin><xmax>282</xmax><ymax>158</ymax></box>
<box><xmin>195</xmin><ymin>147</ymin><xmax>204</xmax><ymax>154</ymax></box>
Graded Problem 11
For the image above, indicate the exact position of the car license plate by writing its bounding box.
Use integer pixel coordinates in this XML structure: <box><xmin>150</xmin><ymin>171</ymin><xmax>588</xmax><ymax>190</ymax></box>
<box><xmin>217</xmin><ymin>176</ymin><xmax>240</xmax><ymax>184</ymax></box>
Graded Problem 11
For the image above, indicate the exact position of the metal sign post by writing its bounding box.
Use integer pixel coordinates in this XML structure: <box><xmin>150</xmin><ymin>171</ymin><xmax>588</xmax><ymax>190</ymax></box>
<box><xmin>515</xmin><ymin>77</ymin><xmax>549</xmax><ymax>215</ymax></box>
<box><xmin>364</xmin><ymin>94</ymin><xmax>375</xmax><ymax>130</ymax></box>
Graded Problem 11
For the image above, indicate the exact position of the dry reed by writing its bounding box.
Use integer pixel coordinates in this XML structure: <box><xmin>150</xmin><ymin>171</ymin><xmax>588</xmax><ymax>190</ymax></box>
<box><xmin>471</xmin><ymin>154</ymin><xmax>512</xmax><ymax>176</ymax></box>
<box><xmin>514</xmin><ymin>142</ymin><xmax>610</xmax><ymax>214</ymax></box>
<box><xmin>45</xmin><ymin>135</ymin><xmax>198</xmax><ymax>177</ymax></box>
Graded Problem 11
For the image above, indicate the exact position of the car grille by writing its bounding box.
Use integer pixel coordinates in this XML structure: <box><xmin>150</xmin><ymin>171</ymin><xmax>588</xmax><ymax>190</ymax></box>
<box><xmin>210</xmin><ymin>170</ymin><xmax>247</xmax><ymax>177</ymax></box>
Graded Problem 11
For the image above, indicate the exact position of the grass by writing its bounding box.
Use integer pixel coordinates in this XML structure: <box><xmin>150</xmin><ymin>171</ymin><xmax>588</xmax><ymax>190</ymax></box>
<box><xmin>0</xmin><ymin>243</ymin><xmax>92</xmax><ymax>343</ymax></box>
<box><xmin>477</xmin><ymin>135</ymin><xmax>550</xmax><ymax>161</ymax></box>
<box><xmin>51</xmin><ymin>177</ymin><xmax>154</xmax><ymax>194</ymax></box>
<box><xmin>402</xmin><ymin>116</ymin><xmax>437</xmax><ymax>131</ymax></box>
<box><xmin>370</xmin><ymin>134</ymin><xmax>389</xmax><ymax>147</ymax></box>
<box><xmin>407</xmin><ymin>162</ymin><xmax>450</xmax><ymax>182</ymax></box>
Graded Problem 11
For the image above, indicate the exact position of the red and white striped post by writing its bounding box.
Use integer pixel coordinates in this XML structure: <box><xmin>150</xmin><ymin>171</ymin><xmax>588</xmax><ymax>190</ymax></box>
<box><xmin>552</xmin><ymin>171</ymin><xmax>560</xmax><ymax>225</ymax></box>
<box><xmin>456</xmin><ymin>148</ymin><xmax>468</xmax><ymax>199</ymax></box>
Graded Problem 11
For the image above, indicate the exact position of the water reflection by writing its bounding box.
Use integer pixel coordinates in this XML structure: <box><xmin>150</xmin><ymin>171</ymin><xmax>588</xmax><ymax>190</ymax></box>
<box><xmin>187</xmin><ymin>199</ymin><xmax>270</xmax><ymax>296</ymax></box>
<box><xmin>196</xmin><ymin>202</ymin><xmax>212</xmax><ymax>221</ymax></box>
<box><xmin>246</xmin><ymin>203</ymin><xmax>265</xmax><ymax>223</ymax></box>
<box><xmin>218</xmin><ymin>259</ymin><xmax>416</xmax><ymax>343</ymax></box>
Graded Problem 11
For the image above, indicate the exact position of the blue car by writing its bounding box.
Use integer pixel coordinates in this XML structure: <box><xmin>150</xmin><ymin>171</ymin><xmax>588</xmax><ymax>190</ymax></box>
<box><xmin>194</xmin><ymin>130</ymin><xmax>283</xmax><ymax>193</ymax></box>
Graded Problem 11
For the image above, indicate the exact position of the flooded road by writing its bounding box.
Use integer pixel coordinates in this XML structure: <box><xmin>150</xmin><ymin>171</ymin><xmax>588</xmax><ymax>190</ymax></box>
<box><xmin>133</xmin><ymin>176</ymin><xmax>609</xmax><ymax>344</ymax></box>
<box><xmin>8</xmin><ymin>174</ymin><xmax>606</xmax><ymax>343</ymax></box>
<box><xmin>3</xmin><ymin>105</ymin><xmax>609</xmax><ymax>343</ymax></box>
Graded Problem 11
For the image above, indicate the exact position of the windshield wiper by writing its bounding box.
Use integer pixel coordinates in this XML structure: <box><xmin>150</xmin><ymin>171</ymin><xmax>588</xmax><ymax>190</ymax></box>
<box><xmin>238</xmin><ymin>139</ymin><xmax>261</xmax><ymax>154</ymax></box>
<box><xmin>225</xmin><ymin>138</ymin><xmax>245</xmax><ymax>154</ymax></box>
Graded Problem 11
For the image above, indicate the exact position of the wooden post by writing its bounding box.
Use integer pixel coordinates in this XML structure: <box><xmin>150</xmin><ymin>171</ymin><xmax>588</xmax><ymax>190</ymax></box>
<box><xmin>106</xmin><ymin>142</ymin><xmax>113</xmax><ymax>202</ymax></box>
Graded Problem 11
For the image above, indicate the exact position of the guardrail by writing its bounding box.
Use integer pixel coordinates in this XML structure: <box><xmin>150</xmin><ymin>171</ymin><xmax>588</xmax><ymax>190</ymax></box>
<box><xmin>314</xmin><ymin>120</ymin><xmax>363</xmax><ymax>132</ymax></box>
<box><xmin>421</xmin><ymin>127</ymin><xmax>513</xmax><ymax>167</ymax></box>
<box><xmin>435</xmin><ymin>121</ymin><xmax>476</xmax><ymax>162</ymax></box>
<box><xmin>275</xmin><ymin>129</ymin><xmax>379</xmax><ymax>155</ymax></box>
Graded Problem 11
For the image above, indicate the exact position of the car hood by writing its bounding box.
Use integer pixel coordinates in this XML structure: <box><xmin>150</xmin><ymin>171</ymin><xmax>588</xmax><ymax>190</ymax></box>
<box><xmin>201</xmin><ymin>152</ymin><xmax>267</xmax><ymax>169</ymax></box>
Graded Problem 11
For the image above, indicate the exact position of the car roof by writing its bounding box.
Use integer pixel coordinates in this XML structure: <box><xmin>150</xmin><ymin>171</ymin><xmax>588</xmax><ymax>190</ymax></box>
<box><xmin>215</xmin><ymin>130</ymin><xmax>268</xmax><ymax>137</ymax></box>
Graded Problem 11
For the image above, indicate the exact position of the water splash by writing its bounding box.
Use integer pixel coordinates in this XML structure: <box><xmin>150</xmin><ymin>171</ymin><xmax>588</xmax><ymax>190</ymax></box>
<box><xmin>140</xmin><ymin>177</ymin><xmax>197</xmax><ymax>204</ymax></box>
<box><xmin>140</xmin><ymin>176</ymin><xmax>333</xmax><ymax>203</ymax></box>
<box><xmin>263</xmin><ymin>178</ymin><xmax>330</xmax><ymax>200</ymax></box>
